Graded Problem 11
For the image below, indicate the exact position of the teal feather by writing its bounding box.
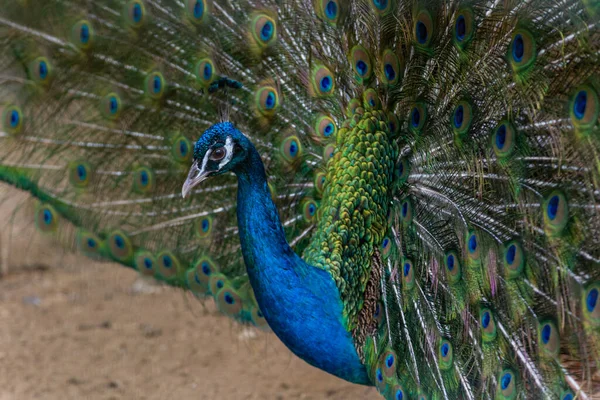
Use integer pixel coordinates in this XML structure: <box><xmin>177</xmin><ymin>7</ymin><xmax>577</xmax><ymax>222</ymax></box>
<box><xmin>1</xmin><ymin>0</ymin><xmax>600</xmax><ymax>398</ymax></box>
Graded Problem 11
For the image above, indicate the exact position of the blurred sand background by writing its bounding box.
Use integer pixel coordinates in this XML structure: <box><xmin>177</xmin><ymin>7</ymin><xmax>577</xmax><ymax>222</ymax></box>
<box><xmin>0</xmin><ymin>187</ymin><xmax>379</xmax><ymax>400</ymax></box>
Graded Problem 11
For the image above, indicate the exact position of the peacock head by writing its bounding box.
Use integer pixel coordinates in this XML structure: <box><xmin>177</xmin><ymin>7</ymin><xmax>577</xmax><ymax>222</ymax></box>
<box><xmin>182</xmin><ymin>122</ymin><xmax>250</xmax><ymax>198</ymax></box>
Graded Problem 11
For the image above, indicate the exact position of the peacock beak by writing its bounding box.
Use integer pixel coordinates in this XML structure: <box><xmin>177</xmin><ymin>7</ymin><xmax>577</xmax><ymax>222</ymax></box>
<box><xmin>182</xmin><ymin>160</ymin><xmax>210</xmax><ymax>198</ymax></box>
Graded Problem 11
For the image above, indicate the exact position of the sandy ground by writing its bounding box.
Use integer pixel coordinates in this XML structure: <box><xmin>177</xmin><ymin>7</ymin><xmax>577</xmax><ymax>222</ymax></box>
<box><xmin>0</xmin><ymin>189</ymin><xmax>379</xmax><ymax>400</ymax></box>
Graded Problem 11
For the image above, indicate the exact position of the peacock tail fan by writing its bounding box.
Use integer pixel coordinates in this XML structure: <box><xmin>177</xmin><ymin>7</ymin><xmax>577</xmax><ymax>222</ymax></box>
<box><xmin>0</xmin><ymin>0</ymin><xmax>599</xmax><ymax>398</ymax></box>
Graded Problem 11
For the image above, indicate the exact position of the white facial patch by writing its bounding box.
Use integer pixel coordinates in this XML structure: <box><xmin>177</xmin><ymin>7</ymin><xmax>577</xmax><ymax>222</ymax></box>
<box><xmin>219</xmin><ymin>136</ymin><xmax>235</xmax><ymax>169</ymax></box>
<box><xmin>198</xmin><ymin>146</ymin><xmax>212</xmax><ymax>176</ymax></box>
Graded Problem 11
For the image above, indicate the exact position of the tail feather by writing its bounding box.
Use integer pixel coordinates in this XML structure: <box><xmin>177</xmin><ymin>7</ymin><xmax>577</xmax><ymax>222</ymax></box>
<box><xmin>0</xmin><ymin>0</ymin><xmax>327</xmax><ymax>331</ymax></box>
<box><xmin>1</xmin><ymin>0</ymin><xmax>600</xmax><ymax>398</ymax></box>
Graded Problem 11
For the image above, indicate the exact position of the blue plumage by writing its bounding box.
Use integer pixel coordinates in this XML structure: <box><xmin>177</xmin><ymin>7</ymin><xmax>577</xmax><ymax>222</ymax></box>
<box><xmin>201</xmin><ymin>124</ymin><xmax>371</xmax><ymax>383</ymax></box>
<box><xmin>1</xmin><ymin>1</ymin><xmax>600</xmax><ymax>399</ymax></box>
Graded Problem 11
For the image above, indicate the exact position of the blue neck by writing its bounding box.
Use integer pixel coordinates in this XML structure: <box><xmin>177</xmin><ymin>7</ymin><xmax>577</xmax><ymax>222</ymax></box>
<box><xmin>234</xmin><ymin>145</ymin><xmax>370</xmax><ymax>385</ymax></box>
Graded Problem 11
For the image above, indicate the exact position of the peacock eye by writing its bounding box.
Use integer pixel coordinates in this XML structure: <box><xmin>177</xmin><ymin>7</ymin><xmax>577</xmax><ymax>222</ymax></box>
<box><xmin>210</xmin><ymin>147</ymin><xmax>226</xmax><ymax>161</ymax></box>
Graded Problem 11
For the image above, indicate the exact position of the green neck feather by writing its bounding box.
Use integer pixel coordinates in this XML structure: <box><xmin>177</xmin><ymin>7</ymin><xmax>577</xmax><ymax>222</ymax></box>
<box><xmin>304</xmin><ymin>109</ymin><xmax>398</xmax><ymax>331</ymax></box>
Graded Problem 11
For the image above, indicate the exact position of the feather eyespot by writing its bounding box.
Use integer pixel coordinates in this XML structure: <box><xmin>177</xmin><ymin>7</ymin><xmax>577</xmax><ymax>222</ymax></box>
<box><xmin>217</xmin><ymin>286</ymin><xmax>244</xmax><ymax>317</ymax></box>
<box><xmin>100</xmin><ymin>93</ymin><xmax>122</xmax><ymax>119</ymax></box>
<box><xmin>561</xmin><ymin>391</ymin><xmax>575</xmax><ymax>400</ymax></box>
<box><xmin>350</xmin><ymin>45</ymin><xmax>373</xmax><ymax>82</ymax></box>
<box><xmin>538</xmin><ymin>321</ymin><xmax>559</xmax><ymax>357</ymax></box>
<box><xmin>346</xmin><ymin>99</ymin><xmax>361</xmax><ymax>117</ymax></box>
<box><xmin>132</xmin><ymin>167</ymin><xmax>155</xmax><ymax>194</ymax></box>
<box><xmin>452</xmin><ymin>101</ymin><xmax>473</xmax><ymax>136</ymax></box>
<box><xmin>186</xmin><ymin>268</ymin><xmax>204</xmax><ymax>294</ymax></box>
<box><xmin>314</xmin><ymin>172</ymin><xmax>326</xmax><ymax>195</ymax></box>
<box><xmin>503</xmin><ymin>240</ymin><xmax>524</xmax><ymax>279</ymax></box>
<box><xmin>381</xmin><ymin>50</ymin><xmax>401</xmax><ymax>86</ymax></box>
<box><xmin>172</xmin><ymin>136</ymin><xmax>192</xmax><ymax>163</ymax></box>
<box><xmin>195</xmin><ymin>216</ymin><xmax>213</xmax><ymax>239</ymax></box>
<box><xmin>402</xmin><ymin>258</ymin><xmax>415</xmax><ymax>289</ymax></box>
<box><xmin>125</xmin><ymin>0</ymin><xmax>146</xmax><ymax>27</ymax></box>
<box><xmin>302</xmin><ymin>199</ymin><xmax>318</xmax><ymax>222</ymax></box>
<box><xmin>311</xmin><ymin>65</ymin><xmax>335</xmax><ymax>96</ymax></box>
<box><xmin>392</xmin><ymin>386</ymin><xmax>405</xmax><ymax>400</ymax></box>
<box><xmin>570</xmin><ymin>85</ymin><xmax>599</xmax><ymax>132</ymax></box>
<box><xmin>497</xmin><ymin>369</ymin><xmax>517</xmax><ymax>399</ymax></box>
<box><xmin>374</xmin><ymin>301</ymin><xmax>384</xmax><ymax>326</ymax></box>
<box><xmin>492</xmin><ymin>121</ymin><xmax>516</xmax><ymax>158</ymax></box>
<box><xmin>508</xmin><ymin>29</ymin><xmax>536</xmax><ymax>72</ymax></box>
<box><xmin>381</xmin><ymin>237</ymin><xmax>392</xmax><ymax>257</ymax></box>
<box><xmin>466</xmin><ymin>230</ymin><xmax>481</xmax><ymax>260</ymax></box>
<box><xmin>185</xmin><ymin>0</ymin><xmax>209</xmax><ymax>24</ymax></box>
<box><xmin>208</xmin><ymin>273</ymin><xmax>228</xmax><ymax>295</ymax></box>
<box><xmin>315</xmin><ymin>114</ymin><xmax>337</xmax><ymax>139</ymax></box>
<box><xmin>2</xmin><ymin>104</ymin><xmax>23</xmax><ymax>135</ymax></box>
<box><xmin>363</xmin><ymin>89</ymin><xmax>380</xmax><ymax>110</ymax></box>
<box><xmin>543</xmin><ymin>191</ymin><xmax>568</xmax><ymax>236</ymax></box>
<box><xmin>280</xmin><ymin>136</ymin><xmax>302</xmax><ymax>164</ymax></box>
<box><xmin>156</xmin><ymin>251</ymin><xmax>179</xmax><ymax>278</ymax></box>
<box><xmin>316</xmin><ymin>0</ymin><xmax>340</xmax><ymax>24</ymax></box>
<box><xmin>69</xmin><ymin>161</ymin><xmax>92</xmax><ymax>188</ymax></box>
<box><xmin>135</xmin><ymin>251</ymin><xmax>156</xmax><ymax>276</ymax></box>
<box><xmin>144</xmin><ymin>71</ymin><xmax>166</xmax><ymax>99</ymax></box>
<box><xmin>251</xmin><ymin>14</ymin><xmax>277</xmax><ymax>48</ymax></box>
<box><xmin>71</xmin><ymin>20</ymin><xmax>94</xmax><ymax>49</ymax></box>
<box><xmin>396</xmin><ymin>158</ymin><xmax>410</xmax><ymax>184</ymax></box>
<box><xmin>445</xmin><ymin>251</ymin><xmax>462</xmax><ymax>284</ymax></box>
<box><xmin>371</xmin><ymin>0</ymin><xmax>392</xmax><ymax>15</ymax></box>
<box><xmin>29</xmin><ymin>57</ymin><xmax>51</xmax><ymax>84</ymax></box>
<box><xmin>195</xmin><ymin>58</ymin><xmax>216</xmax><ymax>87</ymax></box>
<box><xmin>583</xmin><ymin>283</ymin><xmax>600</xmax><ymax>324</ymax></box>
<box><xmin>76</xmin><ymin>230</ymin><xmax>103</xmax><ymax>258</ymax></box>
<box><xmin>107</xmin><ymin>230</ymin><xmax>133</xmax><ymax>262</ymax></box>
<box><xmin>323</xmin><ymin>144</ymin><xmax>335</xmax><ymax>161</ymax></box>
<box><xmin>375</xmin><ymin>367</ymin><xmax>386</xmax><ymax>392</ymax></box>
<box><xmin>187</xmin><ymin>257</ymin><xmax>218</xmax><ymax>293</ymax></box>
<box><xmin>381</xmin><ymin>349</ymin><xmax>397</xmax><ymax>377</ymax></box>
<box><xmin>200</xmin><ymin>259</ymin><xmax>214</xmax><ymax>276</ymax></box>
<box><xmin>255</xmin><ymin>86</ymin><xmax>280</xmax><ymax>117</ymax></box>
<box><xmin>409</xmin><ymin>103</ymin><xmax>427</xmax><ymax>133</ymax></box>
<box><xmin>480</xmin><ymin>308</ymin><xmax>497</xmax><ymax>342</ymax></box>
<box><xmin>387</xmin><ymin>112</ymin><xmax>400</xmax><ymax>136</ymax></box>
<box><xmin>35</xmin><ymin>204</ymin><xmax>58</xmax><ymax>233</ymax></box>
<box><xmin>414</xmin><ymin>10</ymin><xmax>434</xmax><ymax>47</ymax></box>
<box><xmin>454</xmin><ymin>8</ymin><xmax>474</xmax><ymax>47</ymax></box>
<box><xmin>439</xmin><ymin>339</ymin><xmax>453</xmax><ymax>370</ymax></box>
<box><xmin>399</xmin><ymin>198</ymin><xmax>413</xmax><ymax>225</ymax></box>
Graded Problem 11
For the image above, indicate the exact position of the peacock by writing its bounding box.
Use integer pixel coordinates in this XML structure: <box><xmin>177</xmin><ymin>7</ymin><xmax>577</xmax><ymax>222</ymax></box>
<box><xmin>1</xmin><ymin>0</ymin><xmax>599</xmax><ymax>398</ymax></box>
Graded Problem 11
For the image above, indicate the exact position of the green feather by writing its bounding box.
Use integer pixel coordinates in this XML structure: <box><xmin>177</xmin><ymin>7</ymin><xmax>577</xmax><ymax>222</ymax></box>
<box><xmin>1</xmin><ymin>0</ymin><xmax>599</xmax><ymax>398</ymax></box>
